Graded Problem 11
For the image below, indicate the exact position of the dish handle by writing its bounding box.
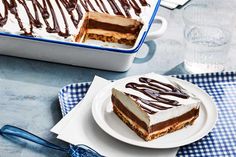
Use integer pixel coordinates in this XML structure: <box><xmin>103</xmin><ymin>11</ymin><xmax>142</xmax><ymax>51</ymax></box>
<box><xmin>145</xmin><ymin>16</ymin><xmax>168</xmax><ymax>41</ymax></box>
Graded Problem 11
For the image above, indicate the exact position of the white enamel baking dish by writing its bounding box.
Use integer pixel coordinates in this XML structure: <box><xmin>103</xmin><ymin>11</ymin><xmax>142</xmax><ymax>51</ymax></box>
<box><xmin>0</xmin><ymin>0</ymin><xmax>166</xmax><ymax>72</ymax></box>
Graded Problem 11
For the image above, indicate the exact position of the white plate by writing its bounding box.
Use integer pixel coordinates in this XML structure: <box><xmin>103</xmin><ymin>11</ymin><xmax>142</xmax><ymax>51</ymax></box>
<box><xmin>92</xmin><ymin>76</ymin><xmax>218</xmax><ymax>149</ymax></box>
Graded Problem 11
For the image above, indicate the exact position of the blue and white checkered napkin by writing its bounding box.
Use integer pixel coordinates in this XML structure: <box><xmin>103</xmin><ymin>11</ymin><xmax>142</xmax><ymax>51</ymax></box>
<box><xmin>58</xmin><ymin>72</ymin><xmax>236</xmax><ymax>157</ymax></box>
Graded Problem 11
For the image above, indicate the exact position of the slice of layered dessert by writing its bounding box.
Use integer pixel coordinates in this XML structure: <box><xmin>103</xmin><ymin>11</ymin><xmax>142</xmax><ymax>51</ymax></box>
<box><xmin>75</xmin><ymin>12</ymin><xmax>143</xmax><ymax>46</ymax></box>
<box><xmin>111</xmin><ymin>73</ymin><xmax>200</xmax><ymax>141</ymax></box>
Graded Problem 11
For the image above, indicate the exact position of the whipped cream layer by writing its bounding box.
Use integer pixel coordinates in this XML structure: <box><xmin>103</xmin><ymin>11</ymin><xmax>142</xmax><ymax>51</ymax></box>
<box><xmin>0</xmin><ymin>0</ymin><xmax>157</xmax><ymax>46</ymax></box>
<box><xmin>112</xmin><ymin>73</ymin><xmax>201</xmax><ymax>126</ymax></box>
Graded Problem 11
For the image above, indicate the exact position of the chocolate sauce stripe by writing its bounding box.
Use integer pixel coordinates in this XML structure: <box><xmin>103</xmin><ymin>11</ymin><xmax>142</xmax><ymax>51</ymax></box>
<box><xmin>32</xmin><ymin>0</ymin><xmax>42</xmax><ymax>28</ymax></box>
<box><xmin>127</xmin><ymin>93</ymin><xmax>157</xmax><ymax>114</ymax></box>
<box><xmin>0</xmin><ymin>0</ymin><xmax>149</xmax><ymax>37</ymax></box>
<box><xmin>139</xmin><ymin>99</ymin><xmax>173</xmax><ymax>110</ymax></box>
<box><xmin>79</xmin><ymin>0</ymin><xmax>89</xmax><ymax>11</ymax></box>
<box><xmin>128</xmin><ymin>0</ymin><xmax>141</xmax><ymax>16</ymax></box>
<box><xmin>118</xmin><ymin>0</ymin><xmax>131</xmax><ymax>17</ymax></box>
<box><xmin>139</xmin><ymin>77</ymin><xmax>190</xmax><ymax>99</ymax></box>
<box><xmin>0</xmin><ymin>0</ymin><xmax>8</xmax><ymax>27</ymax></box>
<box><xmin>19</xmin><ymin>0</ymin><xmax>41</xmax><ymax>28</ymax></box>
<box><xmin>60</xmin><ymin>0</ymin><xmax>81</xmax><ymax>27</ymax></box>
<box><xmin>125</xmin><ymin>77</ymin><xmax>190</xmax><ymax>113</ymax></box>
<box><xmin>139</xmin><ymin>0</ymin><xmax>149</xmax><ymax>6</ymax></box>
<box><xmin>94</xmin><ymin>0</ymin><xmax>104</xmax><ymax>12</ymax></box>
<box><xmin>108</xmin><ymin>0</ymin><xmax>124</xmax><ymax>16</ymax></box>
<box><xmin>4</xmin><ymin>0</ymin><xmax>25</xmax><ymax>33</ymax></box>
<box><xmin>99</xmin><ymin>0</ymin><xmax>108</xmax><ymax>13</ymax></box>
<box><xmin>126</xmin><ymin>82</ymin><xmax>182</xmax><ymax>105</ymax></box>
<box><xmin>87</xmin><ymin>0</ymin><xmax>96</xmax><ymax>11</ymax></box>
<box><xmin>126</xmin><ymin>93</ymin><xmax>174</xmax><ymax>114</ymax></box>
<box><xmin>55</xmin><ymin>0</ymin><xmax>69</xmax><ymax>37</ymax></box>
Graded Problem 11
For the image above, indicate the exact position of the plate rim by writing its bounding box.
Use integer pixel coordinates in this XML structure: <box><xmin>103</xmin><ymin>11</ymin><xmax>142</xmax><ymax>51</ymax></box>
<box><xmin>92</xmin><ymin>75</ymin><xmax>218</xmax><ymax>149</ymax></box>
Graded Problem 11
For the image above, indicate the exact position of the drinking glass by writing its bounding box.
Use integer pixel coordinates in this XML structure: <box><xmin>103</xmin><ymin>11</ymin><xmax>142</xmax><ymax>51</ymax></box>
<box><xmin>182</xmin><ymin>3</ymin><xmax>234</xmax><ymax>73</ymax></box>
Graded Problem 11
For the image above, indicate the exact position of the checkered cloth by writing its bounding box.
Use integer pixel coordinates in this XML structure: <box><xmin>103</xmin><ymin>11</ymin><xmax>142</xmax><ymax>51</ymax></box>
<box><xmin>59</xmin><ymin>83</ymin><xmax>90</xmax><ymax>117</ymax></box>
<box><xmin>58</xmin><ymin>72</ymin><xmax>236</xmax><ymax>157</ymax></box>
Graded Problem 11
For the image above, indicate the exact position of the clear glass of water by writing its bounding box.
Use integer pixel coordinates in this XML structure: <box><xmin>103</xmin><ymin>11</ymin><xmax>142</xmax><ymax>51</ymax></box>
<box><xmin>183</xmin><ymin>3</ymin><xmax>233</xmax><ymax>73</ymax></box>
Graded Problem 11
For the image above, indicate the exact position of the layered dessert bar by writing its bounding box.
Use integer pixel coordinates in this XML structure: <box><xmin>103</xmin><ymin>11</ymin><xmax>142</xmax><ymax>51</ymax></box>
<box><xmin>75</xmin><ymin>12</ymin><xmax>143</xmax><ymax>46</ymax></box>
<box><xmin>112</xmin><ymin>73</ymin><xmax>200</xmax><ymax>141</ymax></box>
<box><xmin>0</xmin><ymin>0</ymin><xmax>152</xmax><ymax>47</ymax></box>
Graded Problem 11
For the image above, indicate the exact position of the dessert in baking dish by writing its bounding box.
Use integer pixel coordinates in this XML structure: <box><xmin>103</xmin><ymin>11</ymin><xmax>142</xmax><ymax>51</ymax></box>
<box><xmin>75</xmin><ymin>12</ymin><xmax>143</xmax><ymax>46</ymax></box>
<box><xmin>111</xmin><ymin>73</ymin><xmax>200</xmax><ymax>141</ymax></box>
<box><xmin>0</xmin><ymin>0</ymin><xmax>152</xmax><ymax>46</ymax></box>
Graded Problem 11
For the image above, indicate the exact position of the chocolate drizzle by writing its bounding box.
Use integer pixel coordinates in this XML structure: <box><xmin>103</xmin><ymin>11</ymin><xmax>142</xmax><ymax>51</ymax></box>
<box><xmin>0</xmin><ymin>0</ymin><xmax>149</xmax><ymax>38</ymax></box>
<box><xmin>98</xmin><ymin>0</ymin><xmax>109</xmax><ymax>13</ymax></box>
<box><xmin>125</xmin><ymin>77</ymin><xmax>190</xmax><ymax>114</ymax></box>
<box><xmin>139</xmin><ymin>0</ymin><xmax>149</xmax><ymax>6</ymax></box>
<box><xmin>108</xmin><ymin>0</ymin><xmax>123</xmax><ymax>16</ymax></box>
<box><xmin>126</xmin><ymin>93</ymin><xmax>172</xmax><ymax>114</ymax></box>
<box><xmin>119</xmin><ymin>0</ymin><xmax>131</xmax><ymax>18</ymax></box>
<box><xmin>128</xmin><ymin>0</ymin><xmax>141</xmax><ymax>16</ymax></box>
<box><xmin>80</xmin><ymin>0</ymin><xmax>96</xmax><ymax>12</ymax></box>
<box><xmin>60</xmin><ymin>0</ymin><xmax>82</xmax><ymax>28</ymax></box>
<box><xmin>0</xmin><ymin>0</ymin><xmax>8</xmax><ymax>27</ymax></box>
<box><xmin>94</xmin><ymin>0</ymin><xmax>103</xmax><ymax>13</ymax></box>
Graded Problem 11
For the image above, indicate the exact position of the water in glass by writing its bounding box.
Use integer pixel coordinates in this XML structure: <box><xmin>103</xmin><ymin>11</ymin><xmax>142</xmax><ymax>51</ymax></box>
<box><xmin>184</xmin><ymin>26</ymin><xmax>230</xmax><ymax>73</ymax></box>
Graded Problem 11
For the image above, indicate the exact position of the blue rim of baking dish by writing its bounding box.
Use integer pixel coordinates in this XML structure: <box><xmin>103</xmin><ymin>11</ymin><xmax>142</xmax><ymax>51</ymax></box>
<box><xmin>0</xmin><ymin>0</ymin><xmax>161</xmax><ymax>54</ymax></box>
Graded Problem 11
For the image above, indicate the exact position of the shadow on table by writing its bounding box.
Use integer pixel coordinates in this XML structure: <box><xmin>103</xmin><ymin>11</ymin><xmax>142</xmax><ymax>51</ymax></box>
<box><xmin>50</xmin><ymin>98</ymin><xmax>63</xmax><ymax>125</ymax></box>
<box><xmin>164</xmin><ymin>62</ymin><xmax>190</xmax><ymax>75</ymax></box>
